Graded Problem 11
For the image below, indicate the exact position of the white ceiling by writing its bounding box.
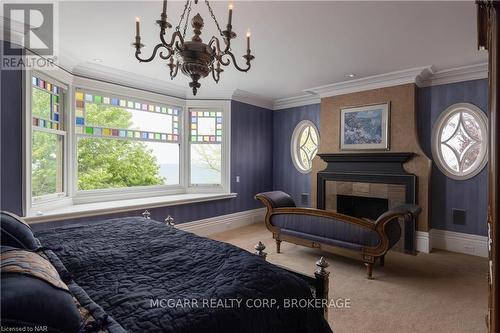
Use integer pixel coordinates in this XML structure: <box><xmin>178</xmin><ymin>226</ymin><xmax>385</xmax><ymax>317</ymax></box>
<box><xmin>57</xmin><ymin>1</ymin><xmax>487</xmax><ymax>102</ymax></box>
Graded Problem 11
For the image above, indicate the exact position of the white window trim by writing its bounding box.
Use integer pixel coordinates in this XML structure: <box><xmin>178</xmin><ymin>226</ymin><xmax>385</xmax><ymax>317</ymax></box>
<box><xmin>431</xmin><ymin>102</ymin><xmax>488</xmax><ymax>180</ymax></box>
<box><xmin>24</xmin><ymin>67</ymin><xmax>73</xmax><ymax>215</ymax></box>
<box><xmin>291</xmin><ymin>120</ymin><xmax>319</xmax><ymax>174</ymax></box>
<box><xmin>185</xmin><ymin>99</ymin><xmax>231</xmax><ymax>194</ymax></box>
<box><xmin>23</xmin><ymin>66</ymin><xmax>232</xmax><ymax>217</ymax></box>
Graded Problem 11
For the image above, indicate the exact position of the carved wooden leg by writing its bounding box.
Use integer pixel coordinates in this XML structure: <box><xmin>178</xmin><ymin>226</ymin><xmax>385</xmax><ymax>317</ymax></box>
<box><xmin>365</xmin><ymin>262</ymin><xmax>374</xmax><ymax>279</ymax></box>
<box><xmin>379</xmin><ymin>255</ymin><xmax>385</xmax><ymax>267</ymax></box>
<box><xmin>276</xmin><ymin>239</ymin><xmax>282</xmax><ymax>253</ymax></box>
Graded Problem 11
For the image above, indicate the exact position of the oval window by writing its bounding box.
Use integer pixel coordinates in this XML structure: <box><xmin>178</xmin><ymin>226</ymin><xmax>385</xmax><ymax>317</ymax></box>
<box><xmin>291</xmin><ymin>120</ymin><xmax>320</xmax><ymax>173</ymax></box>
<box><xmin>431</xmin><ymin>103</ymin><xmax>488</xmax><ymax>180</ymax></box>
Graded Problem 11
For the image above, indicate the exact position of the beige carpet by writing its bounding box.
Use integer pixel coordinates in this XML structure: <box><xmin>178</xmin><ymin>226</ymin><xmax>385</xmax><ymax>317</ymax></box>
<box><xmin>211</xmin><ymin>224</ymin><xmax>488</xmax><ymax>333</ymax></box>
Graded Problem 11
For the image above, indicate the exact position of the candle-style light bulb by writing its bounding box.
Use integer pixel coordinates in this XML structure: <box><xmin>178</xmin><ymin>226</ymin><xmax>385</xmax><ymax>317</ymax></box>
<box><xmin>135</xmin><ymin>17</ymin><xmax>141</xmax><ymax>37</ymax></box>
<box><xmin>228</xmin><ymin>2</ymin><xmax>233</xmax><ymax>27</ymax></box>
<box><xmin>246</xmin><ymin>29</ymin><xmax>251</xmax><ymax>51</ymax></box>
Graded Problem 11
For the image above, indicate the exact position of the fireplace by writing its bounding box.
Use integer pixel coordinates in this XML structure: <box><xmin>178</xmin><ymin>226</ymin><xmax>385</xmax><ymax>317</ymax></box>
<box><xmin>337</xmin><ymin>195</ymin><xmax>389</xmax><ymax>220</ymax></box>
<box><xmin>317</xmin><ymin>152</ymin><xmax>417</xmax><ymax>253</ymax></box>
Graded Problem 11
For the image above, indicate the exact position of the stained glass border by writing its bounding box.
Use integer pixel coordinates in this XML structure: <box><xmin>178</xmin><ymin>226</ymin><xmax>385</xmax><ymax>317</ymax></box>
<box><xmin>32</xmin><ymin>76</ymin><xmax>63</xmax><ymax>130</ymax></box>
<box><xmin>189</xmin><ymin>111</ymin><xmax>223</xmax><ymax>143</ymax></box>
<box><xmin>75</xmin><ymin>89</ymin><xmax>181</xmax><ymax>143</ymax></box>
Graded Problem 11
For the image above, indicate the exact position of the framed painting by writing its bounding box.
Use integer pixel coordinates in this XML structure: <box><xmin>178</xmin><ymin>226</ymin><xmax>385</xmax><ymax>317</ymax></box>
<box><xmin>340</xmin><ymin>102</ymin><xmax>390</xmax><ymax>150</ymax></box>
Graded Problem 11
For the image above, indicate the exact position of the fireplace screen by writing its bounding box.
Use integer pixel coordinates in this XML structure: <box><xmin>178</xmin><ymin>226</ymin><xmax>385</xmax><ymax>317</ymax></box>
<box><xmin>337</xmin><ymin>194</ymin><xmax>389</xmax><ymax>220</ymax></box>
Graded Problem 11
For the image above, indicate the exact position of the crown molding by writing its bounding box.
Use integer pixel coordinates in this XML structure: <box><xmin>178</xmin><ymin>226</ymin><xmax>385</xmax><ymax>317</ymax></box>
<box><xmin>419</xmin><ymin>63</ymin><xmax>488</xmax><ymax>87</ymax></box>
<box><xmin>0</xmin><ymin>17</ymin><xmax>27</xmax><ymax>47</ymax></box>
<box><xmin>273</xmin><ymin>93</ymin><xmax>321</xmax><ymax>110</ymax></box>
<box><xmin>63</xmin><ymin>63</ymin><xmax>277</xmax><ymax>109</ymax></box>
<box><xmin>232</xmin><ymin>89</ymin><xmax>274</xmax><ymax>110</ymax></box>
<box><xmin>72</xmin><ymin>62</ymin><xmax>188</xmax><ymax>99</ymax></box>
<box><xmin>271</xmin><ymin>62</ymin><xmax>488</xmax><ymax>110</ymax></box>
<box><xmin>304</xmin><ymin>66</ymin><xmax>434</xmax><ymax>98</ymax></box>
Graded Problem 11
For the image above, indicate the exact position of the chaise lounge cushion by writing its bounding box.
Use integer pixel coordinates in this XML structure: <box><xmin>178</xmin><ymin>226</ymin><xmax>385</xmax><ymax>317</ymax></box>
<box><xmin>271</xmin><ymin>214</ymin><xmax>380</xmax><ymax>248</ymax></box>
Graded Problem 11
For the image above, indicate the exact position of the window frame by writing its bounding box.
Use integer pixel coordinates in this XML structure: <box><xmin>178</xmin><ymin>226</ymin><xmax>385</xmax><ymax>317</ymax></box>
<box><xmin>290</xmin><ymin>120</ymin><xmax>320</xmax><ymax>174</ymax></box>
<box><xmin>431</xmin><ymin>102</ymin><xmax>488</xmax><ymax>180</ymax></box>
<box><xmin>71</xmin><ymin>84</ymin><xmax>186</xmax><ymax>204</ymax></box>
<box><xmin>185</xmin><ymin>99</ymin><xmax>231</xmax><ymax>194</ymax></box>
<box><xmin>24</xmin><ymin>69</ymin><xmax>73</xmax><ymax>214</ymax></box>
<box><xmin>23</xmin><ymin>70</ymin><xmax>232</xmax><ymax>216</ymax></box>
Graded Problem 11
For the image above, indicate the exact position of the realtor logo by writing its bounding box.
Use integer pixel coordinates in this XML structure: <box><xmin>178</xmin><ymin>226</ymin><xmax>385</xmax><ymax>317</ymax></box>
<box><xmin>3</xmin><ymin>3</ymin><xmax>54</xmax><ymax>55</ymax></box>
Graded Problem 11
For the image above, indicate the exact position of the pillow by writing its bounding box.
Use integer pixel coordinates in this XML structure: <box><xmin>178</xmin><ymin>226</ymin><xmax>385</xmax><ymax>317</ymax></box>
<box><xmin>1</xmin><ymin>211</ymin><xmax>39</xmax><ymax>250</ymax></box>
<box><xmin>0</xmin><ymin>247</ymin><xmax>83</xmax><ymax>333</ymax></box>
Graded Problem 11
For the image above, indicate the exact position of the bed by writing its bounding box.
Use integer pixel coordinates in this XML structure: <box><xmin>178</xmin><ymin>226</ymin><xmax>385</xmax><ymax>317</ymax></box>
<box><xmin>28</xmin><ymin>216</ymin><xmax>332</xmax><ymax>333</ymax></box>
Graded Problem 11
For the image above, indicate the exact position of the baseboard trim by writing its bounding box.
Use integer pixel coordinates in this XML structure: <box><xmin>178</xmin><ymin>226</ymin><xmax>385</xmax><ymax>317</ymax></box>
<box><xmin>430</xmin><ymin>229</ymin><xmax>488</xmax><ymax>258</ymax></box>
<box><xmin>178</xmin><ymin>211</ymin><xmax>489</xmax><ymax>258</ymax></box>
<box><xmin>416</xmin><ymin>231</ymin><xmax>430</xmax><ymax>254</ymax></box>
<box><xmin>177</xmin><ymin>208</ymin><xmax>266</xmax><ymax>237</ymax></box>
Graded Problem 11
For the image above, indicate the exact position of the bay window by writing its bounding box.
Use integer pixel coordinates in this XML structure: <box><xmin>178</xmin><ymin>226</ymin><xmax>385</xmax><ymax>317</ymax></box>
<box><xmin>25</xmin><ymin>71</ymin><xmax>231</xmax><ymax>217</ymax></box>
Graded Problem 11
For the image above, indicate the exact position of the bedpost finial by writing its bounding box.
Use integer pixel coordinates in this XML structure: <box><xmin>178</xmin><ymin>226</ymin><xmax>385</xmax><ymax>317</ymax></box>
<box><xmin>165</xmin><ymin>215</ymin><xmax>175</xmax><ymax>227</ymax></box>
<box><xmin>142</xmin><ymin>210</ymin><xmax>151</xmax><ymax>219</ymax></box>
<box><xmin>254</xmin><ymin>241</ymin><xmax>267</xmax><ymax>259</ymax></box>
<box><xmin>315</xmin><ymin>257</ymin><xmax>329</xmax><ymax>276</ymax></box>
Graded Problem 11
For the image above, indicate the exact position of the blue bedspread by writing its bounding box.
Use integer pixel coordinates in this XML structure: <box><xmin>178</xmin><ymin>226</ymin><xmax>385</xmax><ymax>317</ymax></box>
<box><xmin>35</xmin><ymin>217</ymin><xmax>332</xmax><ymax>333</ymax></box>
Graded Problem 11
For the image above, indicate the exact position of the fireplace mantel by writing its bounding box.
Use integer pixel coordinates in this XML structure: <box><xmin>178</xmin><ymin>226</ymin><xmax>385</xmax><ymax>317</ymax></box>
<box><xmin>318</xmin><ymin>152</ymin><xmax>415</xmax><ymax>174</ymax></box>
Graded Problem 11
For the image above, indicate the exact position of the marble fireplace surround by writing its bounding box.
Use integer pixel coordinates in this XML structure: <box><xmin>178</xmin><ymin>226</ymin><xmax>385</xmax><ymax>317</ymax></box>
<box><xmin>325</xmin><ymin>182</ymin><xmax>406</xmax><ymax>213</ymax></box>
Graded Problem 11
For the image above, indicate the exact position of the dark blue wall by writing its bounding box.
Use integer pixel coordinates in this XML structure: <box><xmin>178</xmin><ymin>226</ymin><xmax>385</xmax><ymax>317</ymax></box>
<box><xmin>417</xmin><ymin>79</ymin><xmax>488</xmax><ymax>236</ymax></box>
<box><xmin>272</xmin><ymin>104</ymin><xmax>320</xmax><ymax>207</ymax></box>
<box><xmin>1</xmin><ymin>41</ymin><xmax>24</xmax><ymax>216</ymax></box>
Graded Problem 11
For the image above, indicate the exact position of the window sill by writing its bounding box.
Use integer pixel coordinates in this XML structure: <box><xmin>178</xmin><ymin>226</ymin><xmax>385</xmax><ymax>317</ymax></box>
<box><xmin>24</xmin><ymin>192</ymin><xmax>238</xmax><ymax>224</ymax></box>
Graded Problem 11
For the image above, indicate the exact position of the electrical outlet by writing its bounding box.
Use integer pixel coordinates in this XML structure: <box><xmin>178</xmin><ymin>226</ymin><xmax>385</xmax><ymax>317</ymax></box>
<box><xmin>452</xmin><ymin>209</ymin><xmax>466</xmax><ymax>225</ymax></box>
<box><xmin>235</xmin><ymin>176</ymin><xmax>240</xmax><ymax>183</ymax></box>
<box><xmin>301</xmin><ymin>193</ymin><xmax>309</xmax><ymax>206</ymax></box>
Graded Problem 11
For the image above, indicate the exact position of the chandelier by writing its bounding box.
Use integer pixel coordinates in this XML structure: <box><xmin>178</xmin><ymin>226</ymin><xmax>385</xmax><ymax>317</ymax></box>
<box><xmin>132</xmin><ymin>0</ymin><xmax>254</xmax><ymax>96</ymax></box>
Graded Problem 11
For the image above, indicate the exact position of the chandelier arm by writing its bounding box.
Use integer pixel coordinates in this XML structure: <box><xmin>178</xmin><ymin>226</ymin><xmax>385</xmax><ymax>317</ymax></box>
<box><xmin>160</xmin><ymin>30</ymin><xmax>184</xmax><ymax>49</ymax></box>
<box><xmin>218</xmin><ymin>54</ymin><xmax>231</xmax><ymax>66</ymax></box>
<box><xmin>159</xmin><ymin>48</ymin><xmax>174</xmax><ymax>60</ymax></box>
<box><xmin>170</xmin><ymin>61</ymin><xmax>180</xmax><ymax>79</ymax></box>
<box><xmin>211</xmin><ymin>63</ymin><xmax>223</xmax><ymax>83</ymax></box>
<box><xmin>211</xmin><ymin>66</ymin><xmax>219</xmax><ymax>83</ymax></box>
<box><xmin>208</xmin><ymin>36</ymin><xmax>225</xmax><ymax>57</ymax></box>
<box><xmin>135</xmin><ymin>43</ymin><xmax>170</xmax><ymax>63</ymax></box>
<box><xmin>223</xmin><ymin>51</ymin><xmax>252</xmax><ymax>72</ymax></box>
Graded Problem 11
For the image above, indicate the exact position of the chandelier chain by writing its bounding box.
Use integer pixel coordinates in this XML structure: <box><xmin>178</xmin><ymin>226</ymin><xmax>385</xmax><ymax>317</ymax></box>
<box><xmin>182</xmin><ymin>1</ymin><xmax>193</xmax><ymax>38</ymax></box>
<box><xmin>176</xmin><ymin>0</ymin><xmax>191</xmax><ymax>31</ymax></box>
<box><xmin>205</xmin><ymin>0</ymin><xmax>224</xmax><ymax>36</ymax></box>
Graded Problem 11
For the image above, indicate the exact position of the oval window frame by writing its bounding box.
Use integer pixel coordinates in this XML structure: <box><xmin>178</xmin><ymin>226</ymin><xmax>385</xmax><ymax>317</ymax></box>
<box><xmin>431</xmin><ymin>102</ymin><xmax>488</xmax><ymax>180</ymax></box>
<box><xmin>291</xmin><ymin>120</ymin><xmax>320</xmax><ymax>174</ymax></box>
